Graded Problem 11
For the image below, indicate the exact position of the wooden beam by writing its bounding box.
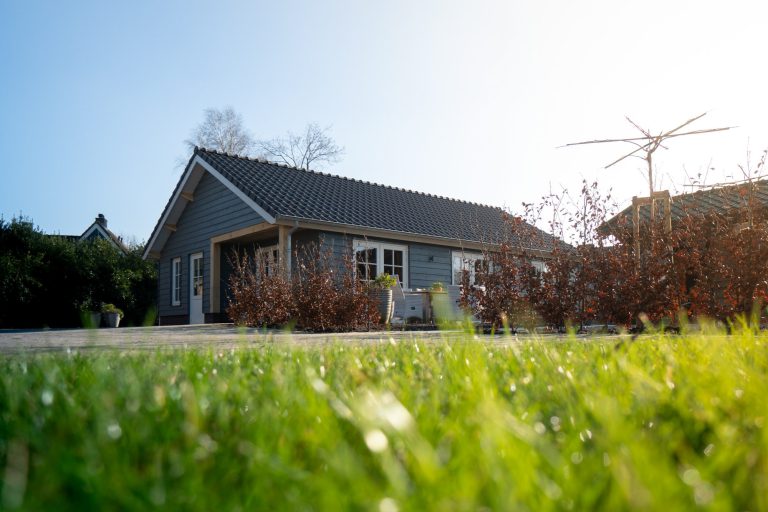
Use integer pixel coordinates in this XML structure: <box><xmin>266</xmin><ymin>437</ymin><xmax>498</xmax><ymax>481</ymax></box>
<box><xmin>274</xmin><ymin>218</ymin><xmax>554</xmax><ymax>260</ymax></box>
<box><xmin>210</xmin><ymin>222</ymin><xmax>278</xmax><ymax>244</ymax></box>
<box><xmin>275</xmin><ymin>218</ymin><xmax>495</xmax><ymax>253</ymax></box>
<box><xmin>278</xmin><ymin>225</ymin><xmax>290</xmax><ymax>275</ymax></box>
<box><xmin>164</xmin><ymin>223</ymin><xmax>177</xmax><ymax>232</ymax></box>
<box><xmin>210</xmin><ymin>241</ymin><xmax>221</xmax><ymax>314</ymax></box>
<box><xmin>181</xmin><ymin>191</ymin><xmax>194</xmax><ymax>202</ymax></box>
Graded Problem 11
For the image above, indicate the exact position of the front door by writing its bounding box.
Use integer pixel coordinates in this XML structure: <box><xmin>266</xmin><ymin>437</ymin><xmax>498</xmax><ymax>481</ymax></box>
<box><xmin>189</xmin><ymin>252</ymin><xmax>204</xmax><ymax>324</ymax></box>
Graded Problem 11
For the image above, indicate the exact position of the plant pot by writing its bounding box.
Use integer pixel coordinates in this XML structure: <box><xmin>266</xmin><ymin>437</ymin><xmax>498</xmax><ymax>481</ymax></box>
<box><xmin>371</xmin><ymin>288</ymin><xmax>393</xmax><ymax>324</ymax></box>
<box><xmin>104</xmin><ymin>312</ymin><xmax>121</xmax><ymax>328</ymax></box>
<box><xmin>82</xmin><ymin>311</ymin><xmax>102</xmax><ymax>328</ymax></box>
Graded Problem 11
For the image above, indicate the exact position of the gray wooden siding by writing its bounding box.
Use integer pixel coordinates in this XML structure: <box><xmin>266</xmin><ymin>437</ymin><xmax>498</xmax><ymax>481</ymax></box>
<box><xmin>316</xmin><ymin>231</ymin><xmax>352</xmax><ymax>271</ymax></box>
<box><xmin>408</xmin><ymin>243</ymin><xmax>452</xmax><ymax>289</ymax></box>
<box><xmin>157</xmin><ymin>171</ymin><xmax>264</xmax><ymax>320</ymax></box>
<box><xmin>297</xmin><ymin>230</ymin><xmax>453</xmax><ymax>290</ymax></box>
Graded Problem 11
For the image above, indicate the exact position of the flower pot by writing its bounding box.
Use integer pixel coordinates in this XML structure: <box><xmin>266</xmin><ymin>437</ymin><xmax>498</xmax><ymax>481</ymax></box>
<box><xmin>104</xmin><ymin>312</ymin><xmax>121</xmax><ymax>328</ymax></box>
<box><xmin>371</xmin><ymin>288</ymin><xmax>393</xmax><ymax>324</ymax></box>
<box><xmin>89</xmin><ymin>312</ymin><xmax>102</xmax><ymax>328</ymax></box>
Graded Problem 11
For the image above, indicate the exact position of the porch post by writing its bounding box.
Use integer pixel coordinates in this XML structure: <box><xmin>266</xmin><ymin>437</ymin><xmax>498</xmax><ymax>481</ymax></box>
<box><xmin>210</xmin><ymin>240</ymin><xmax>221</xmax><ymax>315</ymax></box>
<box><xmin>279</xmin><ymin>225</ymin><xmax>290</xmax><ymax>278</ymax></box>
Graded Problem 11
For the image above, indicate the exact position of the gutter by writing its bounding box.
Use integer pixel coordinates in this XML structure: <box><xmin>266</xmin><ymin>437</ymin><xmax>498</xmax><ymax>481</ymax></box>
<box><xmin>285</xmin><ymin>220</ymin><xmax>300</xmax><ymax>278</ymax></box>
<box><xmin>276</xmin><ymin>215</ymin><xmax>559</xmax><ymax>260</ymax></box>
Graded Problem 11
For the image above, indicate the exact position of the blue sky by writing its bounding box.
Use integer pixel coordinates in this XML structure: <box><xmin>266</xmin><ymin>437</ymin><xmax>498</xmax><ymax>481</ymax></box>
<box><xmin>2</xmin><ymin>0</ymin><xmax>767</xmax><ymax>243</ymax></box>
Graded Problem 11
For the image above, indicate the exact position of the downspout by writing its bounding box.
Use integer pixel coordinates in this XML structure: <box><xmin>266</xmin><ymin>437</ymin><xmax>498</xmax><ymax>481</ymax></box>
<box><xmin>285</xmin><ymin>220</ymin><xmax>300</xmax><ymax>279</ymax></box>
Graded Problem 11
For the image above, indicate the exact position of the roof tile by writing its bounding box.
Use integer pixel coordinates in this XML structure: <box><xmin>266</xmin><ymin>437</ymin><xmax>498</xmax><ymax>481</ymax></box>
<box><xmin>195</xmin><ymin>147</ymin><xmax>559</xmax><ymax>252</ymax></box>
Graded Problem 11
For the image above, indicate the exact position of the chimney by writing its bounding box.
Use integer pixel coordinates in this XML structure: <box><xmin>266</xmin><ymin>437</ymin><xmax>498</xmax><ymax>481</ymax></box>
<box><xmin>96</xmin><ymin>214</ymin><xmax>107</xmax><ymax>229</ymax></box>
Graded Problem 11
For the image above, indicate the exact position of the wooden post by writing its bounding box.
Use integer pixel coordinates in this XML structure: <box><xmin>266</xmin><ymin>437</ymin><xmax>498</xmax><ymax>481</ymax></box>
<box><xmin>210</xmin><ymin>241</ymin><xmax>221</xmax><ymax>315</ymax></box>
<box><xmin>632</xmin><ymin>191</ymin><xmax>672</xmax><ymax>270</ymax></box>
<box><xmin>278</xmin><ymin>225</ymin><xmax>290</xmax><ymax>277</ymax></box>
<box><xmin>632</xmin><ymin>196</ymin><xmax>642</xmax><ymax>268</ymax></box>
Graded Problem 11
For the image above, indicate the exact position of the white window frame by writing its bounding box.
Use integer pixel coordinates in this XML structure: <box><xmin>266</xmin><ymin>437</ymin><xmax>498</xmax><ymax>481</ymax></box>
<box><xmin>451</xmin><ymin>251</ymin><xmax>486</xmax><ymax>286</ymax></box>
<box><xmin>255</xmin><ymin>244</ymin><xmax>280</xmax><ymax>276</ymax></box>
<box><xmin>191</xmin><ymin>253</ymin><xmax>204</xmax><ymax>298</ymax></box>
<box><xmin>531</xmin><ymin>260</ymin><xmax>548</xmax><ymax>275</ymax></box>
<box><xmin>353</xmin><ymin>239</ymin><xmax>408</xmax><ymax>288</ymax></box>
<box><xmin>171</xmin><ymin>257</ymin><xmax>182</xmax><ymax>306</ymax></box>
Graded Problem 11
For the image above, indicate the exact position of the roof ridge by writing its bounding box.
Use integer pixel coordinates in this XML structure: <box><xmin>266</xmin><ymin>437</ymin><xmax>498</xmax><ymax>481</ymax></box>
<box><xmin>678</xmin><ymin>178</ymin><xmax>768</xmax><ymax>198</ymax></box>
<box><xmin>195</xmin><ymin>146</ymin><xmax>501</xmax><ymax>210</ymax></box>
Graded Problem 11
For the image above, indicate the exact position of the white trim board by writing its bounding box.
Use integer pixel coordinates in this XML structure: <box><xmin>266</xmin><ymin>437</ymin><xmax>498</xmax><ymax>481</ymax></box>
<box><xmin>80</xmin><ymin>223</ymin><xmax>110</xmax><ymax>242</ymax></box>
<box><xmin>142</xmin><ymin>157</ymin><xmax>198</xmax><ymax>259</ymax></box>
<box><xmin>142</xmin><ymin>154</ymin><xmax>276</xmax><ymax>260</ymax></box>
<box><xmin>194</xmin><ymin>157</ymin><xmax>276</xmax><ymax>225</ymax></box>
<box><xmin>80</xmin><ymin>223</ymin><xmax>125</xmax><ymax>252</ymax></box>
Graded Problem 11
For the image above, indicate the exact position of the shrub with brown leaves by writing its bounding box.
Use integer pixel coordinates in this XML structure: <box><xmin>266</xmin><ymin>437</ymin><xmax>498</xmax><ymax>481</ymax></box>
<box><xmin>226</xmin><ymin>250</ymin><xmax>292</xmax><ymax>327</ymax></box>
<box><xmin>226</xmin><ymin>241</ymin><xmax>378</xmax><ymax>332</ymax></box>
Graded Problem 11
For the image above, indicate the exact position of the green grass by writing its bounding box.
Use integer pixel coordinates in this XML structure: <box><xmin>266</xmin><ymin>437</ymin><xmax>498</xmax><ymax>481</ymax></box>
<box><xmin>1</xmin><ymin>329</ymin><xmax>767</xmax><ymax>511</ymax></box>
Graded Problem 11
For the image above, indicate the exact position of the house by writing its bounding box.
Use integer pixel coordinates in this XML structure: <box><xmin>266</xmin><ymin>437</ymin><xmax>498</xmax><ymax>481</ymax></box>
<box><xmin>601</xmin><ymin>180</ymin><xmax>768</xmax><ymax>237</ymax></box>
<box><xmin>79</xmin><ymin>214</ymin><xmax>129</xmax><ymax>253</ymax></box>
<box><xmin>143</xmin><ymin>148</ymin><xmax>561</xmax><ymax>325</ymax></box>
<box><xmin>49</xmin><ymin>214</ymin><xmax>128</xmax><ymax>253</ymax></box>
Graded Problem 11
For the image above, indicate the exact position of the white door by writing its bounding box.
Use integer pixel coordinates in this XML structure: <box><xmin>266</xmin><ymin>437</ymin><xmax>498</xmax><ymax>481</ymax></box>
<box><xmin>189</xmin><ymin>253</ymin><xmax>204</xmax><ymax>324</ymax></box>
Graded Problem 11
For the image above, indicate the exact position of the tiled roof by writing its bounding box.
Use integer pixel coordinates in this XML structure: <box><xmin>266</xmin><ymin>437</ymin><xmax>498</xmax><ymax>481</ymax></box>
<box><xmin>195</xmin><ymin>148</ymin><xmax>560</xmax><ymax>252</ymax></box>
<box><xmin>603</xmin><ymin>179</ymin><xmax>768</xmax><ymax>232</ymax></box>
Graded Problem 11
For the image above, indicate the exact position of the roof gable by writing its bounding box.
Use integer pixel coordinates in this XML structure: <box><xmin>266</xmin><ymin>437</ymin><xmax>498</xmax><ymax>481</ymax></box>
<box><xmin>80</xmin><ymin>221</ymin><xmax>128</xmax><ymax>254</ymax></box>
<box><xmin>142</xmin><ymin>151</ymin><xmax>276</xmax><ymax>259</ymax></box>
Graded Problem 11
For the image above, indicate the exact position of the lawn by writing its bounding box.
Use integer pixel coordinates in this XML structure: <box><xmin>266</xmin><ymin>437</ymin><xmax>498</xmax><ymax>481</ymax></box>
<box><xmin>1</xmin><ymin>327</ymin><xmax>766</xmax><ymax>510</ymax></box>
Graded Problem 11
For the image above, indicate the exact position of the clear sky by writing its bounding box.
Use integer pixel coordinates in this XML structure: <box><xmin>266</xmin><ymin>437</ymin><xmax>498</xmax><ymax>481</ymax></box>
<box><xmin>2</xmin><ymin>0</ymin><xmax>767</xmax><ymax>244</ymax></box>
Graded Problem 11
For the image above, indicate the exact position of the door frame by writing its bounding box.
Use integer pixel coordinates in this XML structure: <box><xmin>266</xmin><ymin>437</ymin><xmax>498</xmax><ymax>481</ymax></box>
<box><xmin>189</xmin><ymin>252</ymin><xmax>204</xmax><ymax>324</ymax></box>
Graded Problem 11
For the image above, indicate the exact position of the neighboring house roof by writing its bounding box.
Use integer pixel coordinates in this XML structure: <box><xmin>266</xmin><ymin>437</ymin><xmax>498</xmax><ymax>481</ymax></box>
<box><xmin>79</xmin><ymin>214</ymin><xmax>129</xmax><ymax>253</ymax></box>
<box><xmin>602</xmin><ymin>179</ymin><xmax>768</xmax><ymax>234</ymax></box>
<box><xmin>144</xmin><ymin>147</ymin><xmax>562</xmax><ymax>258</ymax></box>
<box><xmin>45</xmin><ymin>214</ymin><xmax>128</xmax><ymax>253</ymax></box>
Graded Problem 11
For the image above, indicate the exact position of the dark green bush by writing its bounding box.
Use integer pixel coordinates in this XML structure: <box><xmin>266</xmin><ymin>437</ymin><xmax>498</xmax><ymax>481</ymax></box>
<box><xmin>0</xmin><ymin>217</ymin><xmax>157</xmax><ymax>328</ymax></box>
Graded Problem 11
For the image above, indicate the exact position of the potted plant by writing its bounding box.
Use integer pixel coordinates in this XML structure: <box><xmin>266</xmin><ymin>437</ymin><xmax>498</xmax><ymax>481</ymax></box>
<box><xmin>370</xmin><ymin>273</ymin><xmax>397</xmax><ymax>324</ymax></box>
<box><xmin>101</xmin><ymin>303</ymin><xmax>124</xmax><ymax>328</ymax></box>
<box><xmin>430</xmin><ymin>281</ymin><xmax>445</xmax><ymax>292</ymax></box>
<box><xmin>79</xmin><ymin>299</ymin><xmax>102</xmax><ymax>328</ymax></box>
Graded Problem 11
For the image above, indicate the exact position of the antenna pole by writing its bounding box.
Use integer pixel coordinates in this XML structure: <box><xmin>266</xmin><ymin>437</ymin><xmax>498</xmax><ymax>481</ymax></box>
<box><xmin>562</xmin><ymin>112</ymin><xmax>734</xmax><ymax>268</ymax></box>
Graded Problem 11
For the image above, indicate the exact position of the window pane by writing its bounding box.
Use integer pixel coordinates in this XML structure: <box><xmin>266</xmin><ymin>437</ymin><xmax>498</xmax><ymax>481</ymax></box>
<box><xmin>193</xmin><ymin>258</ymin><xmax>203</xmax><ymax>296</ymax></box>
<box><xmin>394</xmin><ymin>250</ymin><xmax>403</xmax><ymax>266</ymax></box>
<box><xmin>172</xmin><ymin>259</ymin><xmax>181</xmax><ymax>304</ymax></box>
<box><xmin>384</xmin><ymin>249</ymin><xmax>393</xmax><ymax>266</ymax></box>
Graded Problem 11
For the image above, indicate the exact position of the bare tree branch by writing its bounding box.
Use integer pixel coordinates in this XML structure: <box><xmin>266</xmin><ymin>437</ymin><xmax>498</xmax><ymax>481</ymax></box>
<box><xmin>256</xmin><ymin>123</ymin><xmax>344</xmax><ymax>170</ymax></box>
<box><xmin>185</xmin><ymin>107</ymin><xmax>254</xmax><ymax>155</ymax></box>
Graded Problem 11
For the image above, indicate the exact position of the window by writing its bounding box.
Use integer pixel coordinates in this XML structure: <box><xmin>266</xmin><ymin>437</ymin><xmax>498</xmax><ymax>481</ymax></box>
<box><xmin>383</xmin><ymin>248</ymin><xmax>405</xmax><ymax>284</ymax></box>
<box><xmin>192</xmin><ymin>255</ymin><xmax>203</xmax><ymax>297</ymax></box>
<box><xmin>172</xmin><ymin>257</ymin><xmax>182</xmax><ymax>306</ymax></box>
<box><xmin>452</xmin><ymin>251</ymin><xmax>485</xmax><ymax>286</ymax></box>
<box><xmin>356</xmin><ymin>246</ymin><xmax>377</xmax><ymax>281</ymax></box>
<box><xmin>354</xmin><ymin>240</ymin><xmax>408</xmax><ymax>287</ymax></box>
<box><xmin>256</xmin><ymin>244</ymin><xmax>280</xmax><ymax>276</ymax></box>
<box><xmin>531</xmin><ymin>260</ymin><xmax>548</xmax><ymax>275</ymax></box>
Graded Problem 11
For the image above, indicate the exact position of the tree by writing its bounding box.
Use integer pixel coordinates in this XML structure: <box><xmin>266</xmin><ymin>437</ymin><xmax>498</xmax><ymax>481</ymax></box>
<box><xmin>256</xmin><ymin>123</ymin><xmax>343</xmax><ymax>170</ymax></box>
<box><xmin>186</xmin><ymin>107</ymin><xmax>254</xmax><ymax>155</ymax></box>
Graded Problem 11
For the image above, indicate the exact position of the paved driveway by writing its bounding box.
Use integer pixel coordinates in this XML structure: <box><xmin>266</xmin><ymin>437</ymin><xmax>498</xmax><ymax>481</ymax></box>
<box><xmin>0</xmin><ymin>324</ymin><xmax>485</xmax><ymax>354</ymax></box>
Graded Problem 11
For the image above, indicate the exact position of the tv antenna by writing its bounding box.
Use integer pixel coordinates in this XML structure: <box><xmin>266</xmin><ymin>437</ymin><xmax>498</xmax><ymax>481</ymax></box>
<box><xmin>562</xmin><ymin>112</ymin><xmax>735</xmax><ymax>244</ymax></box>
